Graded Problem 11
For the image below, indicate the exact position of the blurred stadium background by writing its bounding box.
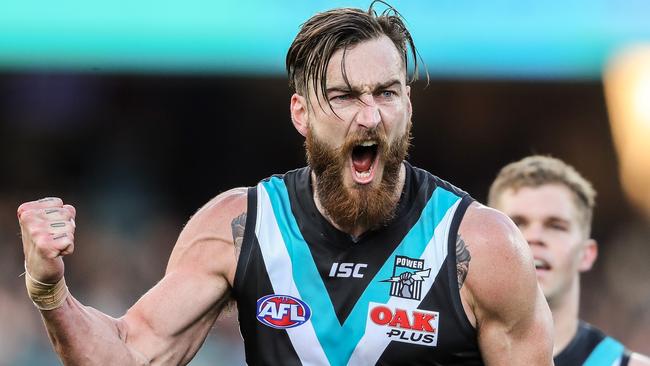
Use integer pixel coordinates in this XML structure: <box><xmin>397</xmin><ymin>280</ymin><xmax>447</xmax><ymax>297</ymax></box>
<box><xmin>1</xmin><ymin>0</ymin><xmax>650</xmax><ymax>364</ymax></box>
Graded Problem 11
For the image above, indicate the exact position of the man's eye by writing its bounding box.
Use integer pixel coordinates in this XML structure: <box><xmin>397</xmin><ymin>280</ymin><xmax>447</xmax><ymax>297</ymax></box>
<box><xmin>379</xmin><ymin>90</ymin><xmax>396</xmax><ymax>98</ymax></box>
<box><xmin>330</xmin><ymin>94</ymin><xmax>351</xmax><ymax>102</ymax></box>
<box><xmin>549</xmin><ymin>223</ymin><xmax>568</xmax><ymax>231</ymax></box>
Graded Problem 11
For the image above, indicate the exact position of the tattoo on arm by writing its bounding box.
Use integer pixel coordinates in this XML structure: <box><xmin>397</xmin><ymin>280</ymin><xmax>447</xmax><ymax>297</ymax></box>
<box><xmin>231</xmin><ymin>212</ymin><xmax>247</xmax><ymax>258</ymax></box>
<box><xmin>456</xmin><ymin>234</ymin><xmax>471</xmax><ymax>289</ymax></box>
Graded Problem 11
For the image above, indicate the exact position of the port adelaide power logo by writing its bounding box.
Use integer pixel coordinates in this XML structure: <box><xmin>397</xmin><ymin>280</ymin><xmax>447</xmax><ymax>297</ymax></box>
<box><xmin>365</xmin><ymin>256</ymin><xmax>439</xmax><ymax>346</ymax></box>
<box><xmin>381</xmin><ymin>255</ymin><xmax>431</xmax><ymax>301</ymax></box>
<box><xmin>256</xmin><ymin>294</ymin><xmax>311</xmax><ymax>329</ymax></box>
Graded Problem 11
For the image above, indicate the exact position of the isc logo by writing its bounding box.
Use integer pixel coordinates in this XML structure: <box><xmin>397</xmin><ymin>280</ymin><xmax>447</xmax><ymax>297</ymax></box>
<box><xmin>256</xmin><ymin>294</ymin><xmax>311</xmax><ymax>329</ymax></box>
<box><xmin>329</xmin><ymin>262</ymin><xmax>368</xmax><ymax>278</ymax></box>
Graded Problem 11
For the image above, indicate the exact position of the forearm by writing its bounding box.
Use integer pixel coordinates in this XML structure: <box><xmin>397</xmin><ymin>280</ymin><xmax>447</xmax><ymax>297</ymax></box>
<box><xmin>40</xmin><ymin>294</ymin><xmax>148</xmax><ymax>366</ymax></box>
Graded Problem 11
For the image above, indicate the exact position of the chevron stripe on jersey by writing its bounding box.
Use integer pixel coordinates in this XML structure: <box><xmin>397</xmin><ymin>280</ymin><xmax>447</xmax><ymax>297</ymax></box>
<box><xmin>256</xmin><ymin>176</ymin><xmax>462</xmax><ymax>366</ymax></box>
<box><xmin>583</xmin><ymin>337</ymin><xmax>625</xmax><ymax>366</ymax></box>
<box><xmin>554</xmin><ymin>321</ymin><xmax>630</xmax><ymax>366</ymax></box>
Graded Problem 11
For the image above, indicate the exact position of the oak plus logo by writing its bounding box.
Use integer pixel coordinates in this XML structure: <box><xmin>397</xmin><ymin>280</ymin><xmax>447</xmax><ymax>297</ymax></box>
<box><xmin>381</xmin><ymin>256</ymin><xmax>430</xmax><ymax>301</ymax></box>
<box><xmin>366</xmin><ymin>302</ymin><xmax>439</xmax><ymax>346</ymax></box>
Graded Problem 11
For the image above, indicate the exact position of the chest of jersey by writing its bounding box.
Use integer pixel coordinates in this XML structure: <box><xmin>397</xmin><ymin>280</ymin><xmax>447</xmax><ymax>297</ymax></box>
<box><xmin>234</xmin><ymin>167</ymin><xmax>481</xmax><ymax>366</ymax></box>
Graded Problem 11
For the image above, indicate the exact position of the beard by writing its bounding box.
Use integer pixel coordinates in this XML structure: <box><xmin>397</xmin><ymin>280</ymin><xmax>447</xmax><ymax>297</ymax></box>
<box><xmin>305</xmin><ymin>122</ymin><xmax>411</xmax><ymax>234</ymax></box>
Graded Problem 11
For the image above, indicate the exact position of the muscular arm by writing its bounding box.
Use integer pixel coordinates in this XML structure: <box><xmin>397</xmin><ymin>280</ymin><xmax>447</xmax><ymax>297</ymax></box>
<box><xmin>21</xmin><ymin>188</ymin><xmax>247</xmax><ymax>365</ymax></box>
<box><xmin>459</xmin><ymin>203</ymin><xmax>554</xmax><ymax>365</ymax></box>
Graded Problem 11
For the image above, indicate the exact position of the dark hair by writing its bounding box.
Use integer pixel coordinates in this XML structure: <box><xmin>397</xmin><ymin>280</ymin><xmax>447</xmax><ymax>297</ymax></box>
<box><xmin>286</xmin><ymin>1</ymin><xmax>423</xmax><ymax>110</ymax></box>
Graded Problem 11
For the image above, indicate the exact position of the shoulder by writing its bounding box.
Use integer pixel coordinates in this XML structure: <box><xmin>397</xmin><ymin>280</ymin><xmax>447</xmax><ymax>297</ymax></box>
<box><xmin>166</xmin><ymin>188</ymin><xmax>249</xmax><ymax>283</ymax></box>
<box><xmin>176</xmin><ymin>187</ymin><xmax>248</xmax><ymax>249</ymax></box>
<box><xmin>459</xmin><ymin>202</ymin><xmax>531</xmax><ymax>266</ymax></box>
<box><xmin>459</xmin><ymin>202</ymin><xmax>539</xmax><ymax>318</ymax></box>
<box><xmin>194</xmin><ymin>187</ymin><xmax>248</xmax><ymax>225</ymax></box>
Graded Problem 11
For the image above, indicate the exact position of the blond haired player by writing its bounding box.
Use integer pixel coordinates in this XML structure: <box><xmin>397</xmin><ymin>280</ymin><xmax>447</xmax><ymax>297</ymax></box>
<box><xmin>489</xmin><ymin>155</ymin><xmax>650</xmax><ymax>366</ymax></box>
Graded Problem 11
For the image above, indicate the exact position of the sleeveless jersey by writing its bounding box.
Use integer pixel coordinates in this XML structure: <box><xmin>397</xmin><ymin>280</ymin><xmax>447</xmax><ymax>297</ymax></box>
<box><xmin>554</xmin><ymin>322</ymin><xmax>631</xmax><ymax>366</ymax></box>
<box><xmin>233</xmin><ymin>163</ymin><xmax>482</xmax><ymax>365</ymax></box>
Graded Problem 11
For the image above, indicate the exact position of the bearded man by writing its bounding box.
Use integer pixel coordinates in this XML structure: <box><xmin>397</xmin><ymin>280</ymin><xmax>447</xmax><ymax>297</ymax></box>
<box><xmin>17</xmin><ymin>4</ymin><xmax>553</xmax><ymax>365</ymax></box>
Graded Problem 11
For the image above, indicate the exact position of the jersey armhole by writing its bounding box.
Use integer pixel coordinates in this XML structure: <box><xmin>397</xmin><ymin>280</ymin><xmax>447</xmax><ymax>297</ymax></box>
<box><xmin>446</xmin><ymin>195</ymin><xmax>477</xmax><ymax>338</ymax></box>
<box><xmin>232</xmin><ymin>186</ymin><xmax>258</xmax><ymax>298</ymax></box>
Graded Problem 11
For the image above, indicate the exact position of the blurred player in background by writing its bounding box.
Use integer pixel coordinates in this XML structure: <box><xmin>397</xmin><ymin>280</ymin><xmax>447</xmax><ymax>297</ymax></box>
<box><xmin>16</xmin><ymin>3</ymin><xmax>553</xmax><ymax>365</ymax></box>
<box><xmin>488</xmin><ymin>155</ymin><xmax>650</xmax><ymax>366</ymax></box>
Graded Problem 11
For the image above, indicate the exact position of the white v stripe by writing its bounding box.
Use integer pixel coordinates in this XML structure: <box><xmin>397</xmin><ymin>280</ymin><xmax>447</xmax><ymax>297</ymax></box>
<box><xmin>256</xmin><ymin>184</ymin><xmax>330</xmax><ymax>365</ymax></box>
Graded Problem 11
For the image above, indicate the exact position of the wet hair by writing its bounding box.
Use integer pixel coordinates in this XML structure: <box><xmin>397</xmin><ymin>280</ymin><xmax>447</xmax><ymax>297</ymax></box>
<box><xmin>488</xmin><ymin>155</ymin><xmax>597</xmax><ymax>235</ymax></box>
<box><xmin>286</xmin><ymin>1</ymin><xmax>423</xmax><ymax>110</ymax></box>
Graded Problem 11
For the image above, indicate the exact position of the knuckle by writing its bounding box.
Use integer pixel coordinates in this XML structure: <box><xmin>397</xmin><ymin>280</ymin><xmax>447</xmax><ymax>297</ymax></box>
<box><xmin>61</xmin><ymin>210</ymin><xmax>72</xmax><ymax>220</ymax></box>
<box><xmin>17</xmin><ymin>203</ymin><xmax>28</xmax><ymax>216</ymax></box>
<box><xmin>40</xmin><ymin>197</ymin><xmax>63</xmax><ymax>203</ymax></box>
<box><xmin>18</xmin><ymin>209</ymin><xmax>35</xmax><ymax>222</ymax></box>
<box><xmin>18</xmin><ymin>199</ymin><xmax>38</xmax><ymax>210</ymax></box>
<box><xmin>37</xmin><ymin>197</ymin><xmax>64</xmax><ymax>209</ymax></box>
<box><xmin>63</xmin><ymin>204</ymin><xmax>76</xmax><ymax>217</ymax></box>
<box><xmin>44</xmin><ymin>207</ymin><xmax>60</xmax><ymax>216</ymax></box>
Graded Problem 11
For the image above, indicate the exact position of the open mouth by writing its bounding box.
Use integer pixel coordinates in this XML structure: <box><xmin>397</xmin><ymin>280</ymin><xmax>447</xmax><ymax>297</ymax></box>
<box><xmin>350</xmin><ymin>140</ymin><xmax>379</xmax><ymax>184</ymax></box>
<box><xmin>534</xmin><ymin>258</ymin><xmax>551</xmax><ymax>271</ymax></box>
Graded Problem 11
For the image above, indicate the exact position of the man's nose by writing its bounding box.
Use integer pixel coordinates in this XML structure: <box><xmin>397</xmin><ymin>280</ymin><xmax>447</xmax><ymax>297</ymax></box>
<box><xmin>355</xmin><ymin>95</ymin><xmax>381</xmax><ymax>129</ymax></box>
<box><xmin>523</xmin><ymin>224</ymin><xmax>545</xmax><ymax>247</ymax></box>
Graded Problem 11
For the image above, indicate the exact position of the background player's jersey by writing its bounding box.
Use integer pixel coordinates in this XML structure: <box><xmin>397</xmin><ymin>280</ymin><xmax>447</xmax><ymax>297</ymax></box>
<box><xmin>554</xmin><ymin>322</ymin><xmax>631</xmax><ymax>366</ymax></box>
<box><xmin>233</xmin><ymin>163</ymin><xmax>482</xmax><ymax>365</ymax></box>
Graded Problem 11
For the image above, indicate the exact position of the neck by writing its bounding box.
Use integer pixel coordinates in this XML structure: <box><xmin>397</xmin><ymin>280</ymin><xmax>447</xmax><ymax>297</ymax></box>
<box><xmin>548</xmin><ymin>276</ymin><xmax>581</xmax><ymax>357</ymax></box>
<box><xmin>312</xmin><ymin>163</ymin><xmax>406</xmax><ymax>238</ymax></box>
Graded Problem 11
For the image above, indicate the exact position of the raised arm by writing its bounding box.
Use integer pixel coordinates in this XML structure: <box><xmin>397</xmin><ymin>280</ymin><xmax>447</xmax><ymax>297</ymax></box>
<box><xmin>459</xmin><ymin>203</ymin><xmax>554</xmax><ymax>365</ymax></box>
<box><xmin>17</xmin><ymin>188</ymin><xmax>247</xmax><ymax>365</ymax></box>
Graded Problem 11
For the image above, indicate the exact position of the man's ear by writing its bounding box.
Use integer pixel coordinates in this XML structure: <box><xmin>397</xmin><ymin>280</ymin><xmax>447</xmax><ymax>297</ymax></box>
<box><xmin>578</xmin><ymin>238</ymin><xmax>598</xmax><ymax>272</ymax></box>
<box><xmin>290</xmin><ymin>93</ymin><xmax>309</xmax><ymax>137</ymax></box>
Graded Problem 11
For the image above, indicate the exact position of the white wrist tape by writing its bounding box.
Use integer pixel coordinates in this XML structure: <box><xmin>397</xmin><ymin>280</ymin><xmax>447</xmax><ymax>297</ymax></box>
<box><xmin>24</xmin><ymin>263</ymin><xmax>68</xmax><ymax>311</ymax></box>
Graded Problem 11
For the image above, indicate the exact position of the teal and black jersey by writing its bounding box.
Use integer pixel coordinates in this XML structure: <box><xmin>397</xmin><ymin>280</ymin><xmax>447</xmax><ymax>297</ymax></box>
<box><xmin>233</xmin><ymin>162</ymin><xmax>482</xmax><ymax>365</ymax></box>
<box><xmin>554</xmin><ymin>322</ymin><xmax>631</xmax><ymax>366</ymax></box>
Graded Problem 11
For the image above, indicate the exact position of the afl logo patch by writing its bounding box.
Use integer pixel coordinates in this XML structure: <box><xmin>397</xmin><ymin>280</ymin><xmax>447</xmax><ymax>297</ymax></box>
<box><xmin>256</xmin><ymin>294</ymin><xmax>311</xmax><ymax>329</ymax></box>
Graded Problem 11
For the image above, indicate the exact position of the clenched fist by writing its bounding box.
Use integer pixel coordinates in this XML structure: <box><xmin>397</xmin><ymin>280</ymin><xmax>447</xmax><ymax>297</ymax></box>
<box><xmin>17</xmin><ymin>197</ymin><xmax>76</xmax><ymax>284</ymax></box>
